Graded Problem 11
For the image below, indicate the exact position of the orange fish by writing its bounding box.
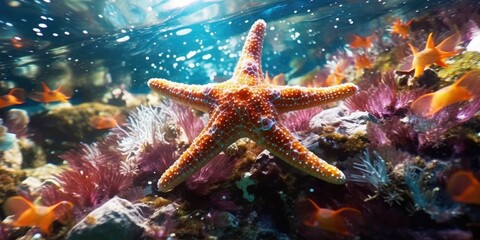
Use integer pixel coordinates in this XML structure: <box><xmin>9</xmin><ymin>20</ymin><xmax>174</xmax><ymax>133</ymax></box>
<box><xmin>354</xmin><ymin>54</ymin><xmax>372</xmax><ymax>74</ymax></box>
<box><xmin>303</xmin><ymin>198</ymin><xmax>362</xmax><ymax>236</ymax></box>
<box><xmin>89</xmin><ymin>115</ymin><xmax>123</xmax><ymax>130</ymax></box>
<box><xmin>403</xmin><ymin>31</ymin><xmax>460</xmax><ymax>78</ymax></box>
<box><xmin>349</xmin><ymin>34</ymin><xmax>373</xmax><ymax>49</ymax></box>
<box><xmin>447</xmin><ymin>171</ymin><xmax>480</xmax><ymax>204</ymax></box>
<box><xmin>0</xmin><ymin>88</ymin><xmax>25</xmax><ymax>108</ymax></box>
<box><xmin>2</xmin><ymin>196</ymin><xmax>73</xmax><ymax>234</ymax></box>
<box><xmin>411</xmin><ymin>69</ymin><xmax>480</xmax><ymax>117</ymax></box>
<box><xmin>391</xmin><ymin>18</ymin><xmax>413</xmax><ymax>39</ymax></box>
<box><xmin>30</xmin><ymin>82</ymin><xmax>71</xmax><ymax>104</ymax></box>
<box><xmin>324</xmin><ymin>59</ymin><xmax>349</xmax><ymax>87</ymax></box>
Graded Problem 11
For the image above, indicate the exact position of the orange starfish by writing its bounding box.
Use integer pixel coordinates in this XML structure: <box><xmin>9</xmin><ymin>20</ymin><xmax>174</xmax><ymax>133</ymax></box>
<box><xmin>407</xmin><ymin>32</ymin><xmax>460</xmax><ymax>78</ymax></box>
<box><xmin>2</xmin><ymin>196</ymin><xmax>73</xmax><ymax>235</ymax></box>
<box><xmin>148</xmin><ymin>20</ymin><xmax>358</xmax><ymax>192</ymax></box>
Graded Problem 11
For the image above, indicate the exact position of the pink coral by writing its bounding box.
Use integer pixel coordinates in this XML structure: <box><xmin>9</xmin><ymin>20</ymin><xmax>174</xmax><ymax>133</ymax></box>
<box><xmin>280</xmin><ymin>107</ymin><xmax>323</xmax><ymax>132</ymax></box>
<box><xmin>40</xmin><ymin>138</ymin><xmax>133</xmax><ymax>217</ymax></box>
<box><xmin>411</xmin><ymin>98</ymin><xmax>480</xmax><ymax>149</ymax></box>
<box><xmin>345</xmin><ymin>72</ymin><xmax>424</xmax><ymax>119</ymax></box>
<box><xmin>186</xmin><ymin>153</ymin><xmax>236</xmax><ymax>195</ymax></box>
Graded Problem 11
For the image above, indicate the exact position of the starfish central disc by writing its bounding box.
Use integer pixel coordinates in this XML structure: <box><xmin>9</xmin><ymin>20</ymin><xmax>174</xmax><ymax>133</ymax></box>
<box><xmin>148</xmin><ymin>19</ymin><xmax>358</xmax><ymax>192</ymax></box>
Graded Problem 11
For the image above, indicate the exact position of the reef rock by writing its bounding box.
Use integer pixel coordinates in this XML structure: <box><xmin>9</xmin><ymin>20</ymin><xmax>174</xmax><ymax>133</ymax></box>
<box><xmin>29</xmin><ymin>102</ymin><xmax>123</xmax><ymax>162</ymax></box>
<box><xmin>310</xmin><ymin>106</ymin><xmax>370</xmax><ymax>135</ymax></box>
<box><xmin>0</xmin><ymin>137</ymin><xmax>22</xmax><ymax>170</ymax></box>
<box><xmin>0</xmin><ymin>167</ymin><xmax>25</xmax><ymax>206</ymax></box>
<box><xmin>309</xmin><ymin>107</ymin><xmax>370</xmax><ymax>160</ymax></box>
<box><xmin>67</xmin><ymin>197</ymin><xmax>147</xmax><ymax>240</ymax></box>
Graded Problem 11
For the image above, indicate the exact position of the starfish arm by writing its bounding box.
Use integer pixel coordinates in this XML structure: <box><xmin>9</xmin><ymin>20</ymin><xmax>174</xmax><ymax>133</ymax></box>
<box><xmin>248</xmin><ymin>121</ymin><xmax>345</xmax><ymax>184</ymax></box>
<box><xmin>148</xmin><ymin>78</ymin><xmax>215</xmax><ymax>112</ymax></box>
<box><xmin>157</xmin><ymin>109</ymin><xmax>240</xmax><ymax>192</ymax></box>
<box><xmin>271</xmin><ymin>83</ymin><xmax>358</xmax><ymax>113</ymax></box>
<box><xmin>233</xmin><ymin>19</ymin><xmax>266</xmax><ymax>85</ymax></box>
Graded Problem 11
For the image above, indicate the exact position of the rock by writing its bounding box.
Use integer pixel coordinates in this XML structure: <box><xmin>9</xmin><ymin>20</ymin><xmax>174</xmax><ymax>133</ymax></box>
<box><xmin>309</xmin><ymin>107</ymin><xmax>371</xmax><ymax>160</ymax></box>
<box><xmin>67</xmin><ymin>197</ymin><xmax>147</xmax><ymax>240</ymax></box>
<box><xmin>310</xmin><ymin>106</ymin><xmax>370</xmax><ymax>136</ymax></box>
<box><xmin>0</xmin><ymin>167</ymin><xmax>25</xmax><ymax>206</ymax></box>
<box><xmin>0</xmin><ymin>130</ymin><xmax>22</xmax><ymax>170</ymax></box>
<box><xmin>18</xmin><ymin>138</ymin><xmax>46</xmax><ymax>168</ymax></box>
<box><xmin>19</xmin><ymin>164</ymin><xmax>65</xmax><ymax>194</ymax></box>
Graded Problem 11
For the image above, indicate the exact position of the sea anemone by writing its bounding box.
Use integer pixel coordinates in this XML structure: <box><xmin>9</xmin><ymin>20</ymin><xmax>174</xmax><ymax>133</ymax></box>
<box><xmin>117</xmin><ymin>105</ymin><xmax>169</xmax><ymax>168</ymax></box>
<box><xmin>117</xmin><ymin>102</ymin><xmax>238</xmax><ymax>194</ymax></box>
<box><xmin>40</xmin><ymin>140</ymin><xmax>133</xmax><ymax>218</ymax></box>
<box><xmin>345</xmin><ymin>71</ymin><xmax>424</xmax><ymax>119</ymax></box>
<box><xmin>411</xmin><ymin>98</ymin><xmax>480</xmax><ymax>149</ymax></box>
<box><xmin>186</xmin><ymin>153</ymin><xmax>236</xmax><ymax>195</ymax></box>
<box><xmin>280</xmin><ymin>107</ymin><xmax>323</xmax><ymax>132</ymax></box>
<box><xmin>367</xmin><ymin>117</ymin><xmax>418</xmax><ymax>152</ymax></box>
<box><xmin>348</xmin><ymin>151</ymin><xmax>390</xmax><ymax>190</ymax></box>
<box><xmin>404</xmin><ymin>161</ymin><xmax>460</xmax><ymax>222</ymax></box>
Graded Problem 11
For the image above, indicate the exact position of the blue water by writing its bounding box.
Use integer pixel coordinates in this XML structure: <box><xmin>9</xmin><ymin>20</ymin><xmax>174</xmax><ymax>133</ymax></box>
<box><xmin>0</xmin><ymin>0</ymin><xmax>465</xmax><ymax>99</ymax></box>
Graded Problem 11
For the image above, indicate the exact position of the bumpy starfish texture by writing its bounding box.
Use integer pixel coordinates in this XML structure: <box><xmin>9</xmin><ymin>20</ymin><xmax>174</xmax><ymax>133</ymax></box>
<box><xmin>148</xmin><ymin>19</ymin><xmax>358</xmax><ymax>192</ymax></box>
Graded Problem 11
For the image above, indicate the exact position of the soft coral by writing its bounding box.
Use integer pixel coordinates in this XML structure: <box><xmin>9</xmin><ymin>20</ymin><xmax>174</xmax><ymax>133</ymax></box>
<box><xmin>345</xmin><ymin>72</ymin><xmax>424</xmax><ymax>119</ymax></box>
<box><xmin>40</xmin><ymin>139</ymin><xmax>133</xmax><ymax>218</ymax></box>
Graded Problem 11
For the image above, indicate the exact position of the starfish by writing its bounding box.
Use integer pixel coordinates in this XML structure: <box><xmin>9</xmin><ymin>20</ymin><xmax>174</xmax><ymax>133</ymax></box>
<box><xmin>148</xmin><ymin>19</ymin><xmax>358</xmax><ymax>192</ymax></box>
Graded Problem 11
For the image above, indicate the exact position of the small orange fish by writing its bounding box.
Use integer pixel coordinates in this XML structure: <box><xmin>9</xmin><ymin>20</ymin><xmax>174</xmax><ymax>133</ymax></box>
<box><xmin>0</xmin><ymin>88</ymin><xmax>25</xmax><ymax>108</ymax></box>
<box><xmin>349</xmin><ymin>34</ymin><xmax>373</xmax><ymax>49</ymax></box>
<box><xmin>89</xmin><ymin>115</ymin><xmax>123</xmax><ymax>130</ymax></box>
<box><xmin>402</xmin><ymin>31</ymin><xmax>460</xmax><ymax>78</ymax></box>
<box><xmin>2</xmin><ymin>196</ymin><xmax>73</xmax><ymax>234</ymax></box>
<box><xmin>411</xmin><ymin>69</ymin><xmax>480</xmax><ymax>117</ymax></box>
<box><xmin>324</xmin><ymin>59</ymin><xmax>349</xmax><ymax>87</ymax></box>
<box><xmin>391</xmin><ymin>18</ymin><xmax>413</xmax><ymax>39</ymax></box>
<box><xmin>354</xmin><ymin>54</ymin><xmax>372</xmax><ymax>74</ymax></box>
<box><xmin>447</xmin><ymin>171</ymin><xmax>480</xmax><ymax>204</ymax></box>
<box><xmin>30</xmin><ymin>82</ymin><xmax>71</xmax><ymax>104</ymax></box>
<box><xmin>303</xmin><ymin>198</ymin><xmax>362</xmax><ymax>236</ymax></box>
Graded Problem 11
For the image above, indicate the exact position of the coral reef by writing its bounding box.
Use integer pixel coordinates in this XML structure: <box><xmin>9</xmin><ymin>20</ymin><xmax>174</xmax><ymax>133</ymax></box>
<box><xmin>29</xmin><ymin>103</ymin><xmax>124</xmax><ymax>162</ymax></box>
<box><xmin>2</xmin><ymin>2</ymin><xmax>480</xmax><ymax>239</ymax></box>
<box><xmin>0</xmin><ymin>168</ymin><xmax>25</xmax><ymax>207</ymax></box>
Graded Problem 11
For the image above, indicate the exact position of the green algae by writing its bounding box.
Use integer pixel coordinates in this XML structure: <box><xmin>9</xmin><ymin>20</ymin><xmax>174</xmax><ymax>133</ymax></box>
<box><xmin>437</xmin><ymin>51</ymin><xmax>480</xmax><ymax>85</ymax></box>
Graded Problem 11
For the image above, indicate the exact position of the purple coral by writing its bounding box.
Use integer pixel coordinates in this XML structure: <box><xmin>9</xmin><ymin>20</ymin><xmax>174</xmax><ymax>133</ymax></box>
<box><xmin>186</xmin><ymin>153</ymin><xmax>236</xmax><ymax>195</ymax></box>
<box><xmin>117</xmin><ymin>102</ymin><xmax>237</xmax><ymax>194</ymax></box>
<box><xmin>168</xmin><ymin>101</ymin><xmax>206</xmax><ymax>142</ymax></box>
<box><xmin>345</xmin><ymin>72</ymin><xmax>424</xmax><ymax>119</ymax></box>
<box><xmin>280</xmin><ymin>107</ymin><xmax>323</xmax><ymax>132</ymax></box>
<box><xmin>367</xmin><ymin>117</ymin><xmax>418</xmax><ymax>152</ymax></box>
<box><xmin>411</xmin><ymin>98</ymin><xmax>480</xmax><ymax>149</ymax></box>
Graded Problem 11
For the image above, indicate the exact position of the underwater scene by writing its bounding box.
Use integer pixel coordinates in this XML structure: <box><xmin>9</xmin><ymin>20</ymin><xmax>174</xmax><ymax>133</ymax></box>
<box><xmin>1</xmin><ymin>0</ymin><xmax>480</xmax><ymax>239</ymax></box>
